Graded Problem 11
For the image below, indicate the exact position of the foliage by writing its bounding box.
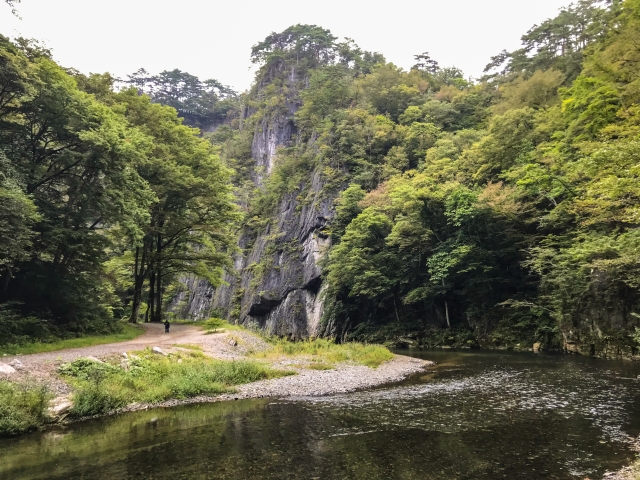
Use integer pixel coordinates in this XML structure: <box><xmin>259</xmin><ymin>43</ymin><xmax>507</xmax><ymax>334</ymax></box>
<box><xmin>4</xmin><ymin>0</ymin><xmax>640</xmax><ymax>356</ymax></box>
<box><xmin>0</xmin><ymin>381</ymin><xmax>51</xmax><ymax>437</ymax></box>
<box><xmin>252</xmin><ymin>338</ymin><xmax>393</xmax><ymax>368</ymax></box>
<box><xmin>222</xmin><ymin>1</ymin><xmax>640</xmax><ymax>354</ymax></box>
<box><xmin>59</xmin><ymin>351</ymin><xmax>290</xmax><ymax>418</ymax></box>
<box><xmin>0</xmin><ymin>35</ymin><xmax>238</xmax><ymax>341</ymax></box>
<box><xmin>124</xmin><ymin>68</ymin><xmax>239</xmax><ymax>130</ymax></box>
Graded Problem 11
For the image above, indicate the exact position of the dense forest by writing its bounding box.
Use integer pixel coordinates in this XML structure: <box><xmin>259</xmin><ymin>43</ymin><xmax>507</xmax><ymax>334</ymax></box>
<box><xmin>1</xmin><ymin>0</ymin><xmax>639</xmax><ymax>356</ymax></box>
<box><xmin>0</xmin><ymin>32</ymin><xmax>238</xmax><ymax>345</ymax></box>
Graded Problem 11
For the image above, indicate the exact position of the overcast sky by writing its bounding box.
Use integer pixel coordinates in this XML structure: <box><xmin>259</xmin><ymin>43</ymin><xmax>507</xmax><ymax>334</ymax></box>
<box><xmin>1</xmin><ymin>0</ymin><xmax>573</xmax><ymax>92</ymax></box>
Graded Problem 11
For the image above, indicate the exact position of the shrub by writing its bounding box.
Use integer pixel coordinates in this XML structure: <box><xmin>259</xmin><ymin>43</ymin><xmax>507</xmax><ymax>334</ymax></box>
<box><xmin>0</xmin><ymin>381</ymin><xmax>52</xmax><ymax>437</ymax></box>
<box><xmin>59</xmin><ymin>351</ymin><xmax>289</xmax><ymax>418</ymax></box>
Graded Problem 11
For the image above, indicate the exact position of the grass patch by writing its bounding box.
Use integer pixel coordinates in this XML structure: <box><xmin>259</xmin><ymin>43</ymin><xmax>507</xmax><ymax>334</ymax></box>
<box><xmin>203</xmin><ymin>317</ymin><xmax>246</xmax><ymax>334</ymax></box>
<box><xmin>0</xmin><ymin>324</ymin><xmax>144</xmax><ymax>356</ymax></box>
<box><xmin>59</xmin><ymin>350</ymin><xmax>292</xmax><ymax>418</ymax></box>
<box><xmin>0</xmin><ymin>381</ymin><xmax>52</xmax><ymax>437</ymax></box>
<box><xmin>173</xmin><ymin>344</ymin><xmax>203</xmax><ymax>351</ymax></box>
<box><xmin>251</xmin><ymin>338</ymin><xmax>393</xmax><ymax>368</ymax></box>
<box><xmin>307</xmin><ymin>363</ymin><xmax>335</xmax><ymax>370</ymax></box>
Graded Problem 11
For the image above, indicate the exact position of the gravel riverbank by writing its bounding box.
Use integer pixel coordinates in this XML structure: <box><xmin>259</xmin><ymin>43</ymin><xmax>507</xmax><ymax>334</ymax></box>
<box><xmin>0</xmin><ymin>323</ymin><xmax>433</xmax><ymax>425</ymax></box>
<box><xmin>122</xmin><ymin>354</ymin><xmax>431</xmax><ymax>414</ymax></box>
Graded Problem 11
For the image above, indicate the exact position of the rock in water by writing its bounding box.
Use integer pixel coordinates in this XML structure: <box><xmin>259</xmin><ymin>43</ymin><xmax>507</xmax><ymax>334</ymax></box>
<box><xmin>0</xmin><ymin>363</ymin><xmax>16</xmax><ymax>374</ymax></box>
<box><xmin>152</xmin><ymin>347</ymin><xmax>167</xmax><ymax>356</ymax></box>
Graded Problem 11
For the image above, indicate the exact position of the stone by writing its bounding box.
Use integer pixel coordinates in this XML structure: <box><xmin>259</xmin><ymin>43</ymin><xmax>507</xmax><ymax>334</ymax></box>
<box><xmin>8</xmin><ymin>359</ymin><xmax>24</xmax><ymax>370</ymax></box>
<box><xmin>121</xmin><ymin>353</ymin><xmax>128</xmax><ymax>359</ymax></box>
<box><xmin>49</xmin><ymin>396</ymin><xmax>73</xmax><ymax>420</ymax></box>
<box><xmin>85</xmin><ymin>356</ymin><xmax>104</xmax><ymax>364</ymax></box>
<box><xmin>152</xmin><ymin>347</ymin><xmax>167</xmax><ymax>356</ymax></box>
<box><xmin>228</xmin><ymin>339</ymin><xmax>238</xmax><ymax>347</ymax></box>
<box><xmin>0</xmin><ymin>363</ymin><xmax>16</xmax><ymax>374</ymax></box>
<box><xmin>533</xmin><ymin>342</ymin><xmax>542</xmax><ymax>353</ymax></box>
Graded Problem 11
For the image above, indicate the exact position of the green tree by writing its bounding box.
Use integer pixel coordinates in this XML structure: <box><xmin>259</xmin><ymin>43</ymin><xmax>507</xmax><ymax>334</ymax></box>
<box><xmin>115</xmin><ymin>89</ymin><xmax>239</xmax><ymax>323</ymax></box>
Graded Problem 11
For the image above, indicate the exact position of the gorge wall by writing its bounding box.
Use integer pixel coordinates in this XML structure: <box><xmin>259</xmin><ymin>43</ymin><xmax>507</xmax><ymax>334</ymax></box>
<box><xmin>170</xmin><ymin>67</ymin><xmax>335</xmax><ymax>338</ymax></box>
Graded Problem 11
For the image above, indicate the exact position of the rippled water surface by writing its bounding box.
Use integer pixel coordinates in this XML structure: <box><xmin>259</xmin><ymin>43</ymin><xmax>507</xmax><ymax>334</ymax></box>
<box><xmin>1</xmin><ymin>350</ymin><xmax>640</xmax><ymax>479</ymax></box>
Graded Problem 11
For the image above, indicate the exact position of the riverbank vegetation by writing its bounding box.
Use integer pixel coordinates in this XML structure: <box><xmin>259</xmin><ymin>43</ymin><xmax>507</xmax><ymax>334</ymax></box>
<box><xmin>0</xmin><ymin>381</ymin><xmax>51</xmax><ymax>436</ymax></box>
<box><xmin>61</xmin><ymin>351</ymin><xmax>290</xmax><ymax>419</ymax></box>
<box><xmin>252</xmin><ymin>338</ymin><xmax>393</xmax><ymax>368</ymax></box>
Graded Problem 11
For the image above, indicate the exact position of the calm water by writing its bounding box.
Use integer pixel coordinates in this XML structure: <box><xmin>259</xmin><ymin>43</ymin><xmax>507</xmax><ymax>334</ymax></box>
<box><xmin>2</xmin><ymin>350</ymin><xmax>640</xmax><ymax>479</ymax></box>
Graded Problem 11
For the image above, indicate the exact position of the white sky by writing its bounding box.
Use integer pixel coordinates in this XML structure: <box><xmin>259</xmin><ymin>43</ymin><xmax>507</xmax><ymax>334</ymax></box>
<box><xmin>1</xmin><ymin>0</ymin><xmax>573</xmax><ymax>92</ymax></box>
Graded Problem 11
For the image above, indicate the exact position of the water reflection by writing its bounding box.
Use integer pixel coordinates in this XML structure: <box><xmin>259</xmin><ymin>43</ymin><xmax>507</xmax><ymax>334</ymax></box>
<box><xmin>0</xmin><ymin>350</ymin><xmax>639</xmax><ymax>479</ymax></box>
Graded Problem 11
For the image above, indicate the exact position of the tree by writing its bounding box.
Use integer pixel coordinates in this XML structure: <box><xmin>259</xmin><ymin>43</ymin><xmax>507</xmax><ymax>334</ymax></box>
<box><xmin>115</xmin><ymin>89</ymin><xmax>239</xmax><ymax>323</ymax></box>
<box><xmin>5</xmin><ymin>0</ymin><xmax>20</xmax><ymax>16</ymax></box>
<box><xmin>412</xmin><ymin>52</ymin><xmax>439</xmax><ymax>74</ymax></box>
<box><xmin>125</xmin><ymin>69</ymin><xmax>238</xmax><ymax>130</ymax></box>
<box><xmin>0</xmin><ymin>36</ymin><xmax>154</xmax><ymax>329</ymax></box>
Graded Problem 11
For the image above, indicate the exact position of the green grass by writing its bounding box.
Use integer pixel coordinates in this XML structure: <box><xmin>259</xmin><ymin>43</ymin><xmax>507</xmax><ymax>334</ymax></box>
<box><xmin>251</xmin><ymin>338</ymin><xmax>394</xmax><ymax>368</ymax></box>
<box><xmin>0</xmin><ymin>324</ymin><xmax>144</xmax><ymax>356</ymax></box>
<box><xmin>59</xmin><ymin>349</ymin><xmax>293</xmax><ymax>418</ymax></box>
<box><xmin>307</xmin><ymin>362</ymin><xmax>335</xmax><ymax>370</ymax></box>
<box><xmin>0</xmin><ymin>381</ymin><xmax>52</xmax><ymax>437</ymax></box>
<box><xmin>202</xmin><ymin>317</ymin><xmax>246</xmax><ymax>333</ymax></box>
<box><xmin>173</xmin><ymin>344</ymin><xmax>203</xmax><ymax>350</ymax></box>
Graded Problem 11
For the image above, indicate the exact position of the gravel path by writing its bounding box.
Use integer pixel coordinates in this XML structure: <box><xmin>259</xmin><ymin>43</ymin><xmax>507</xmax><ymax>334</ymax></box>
<box><xmin>3</xmin><ymin>323</ymin><xmax>205</xmax><ymax>366</ymax></box>
<box><xmin>0</xmin><ymin>323</ymin><xmax>236</xmax><ymax>393</ymax></box>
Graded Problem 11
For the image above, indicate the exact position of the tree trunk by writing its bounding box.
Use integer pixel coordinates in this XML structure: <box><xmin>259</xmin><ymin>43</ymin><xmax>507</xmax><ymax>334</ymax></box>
<box><xmin>393</xmin><ymin>295</ymin><xmax>401</xmax><ymax>323</ymax></box>
<box><xmin>0</xmin><ymin>266</ymin><xmax>11</xmax><ymax>300</ymax></box>
<box><xmin>148</xmin><ymin>270</ymin><xmax>156</xmax><ymax>322</ymax></box>
<box><xmin>129</xmin><ymin>242</ymin><xmax>148</xmax><ymax>323</ymax></box>
<box><xmin>444</xmin><ymin>300</ymin><xmax>451</xmax><ymax>329</ymax></box>
<box><xmin>130</xmin><ymin>247</ymin><xmax>142</xmax><ymax>323</ymax></box>
<box><xmin>442</xmin><ymin>278</ymin><xmax>451</xmax><ymax>328</ymax></box>
<box><xmin>153</xmin><ymin>231</ymin><xmax>163</xmax><ymax>322</ymax></box>
<box><xmin>155</xmin><ymin>268</ymin><xmax>162</xmax><ymax>322</ymax></box>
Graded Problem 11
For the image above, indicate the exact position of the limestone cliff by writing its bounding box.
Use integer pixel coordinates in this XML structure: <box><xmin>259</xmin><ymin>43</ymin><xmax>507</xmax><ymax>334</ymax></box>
<box><xmin>170</xmin><ymin>66</ymin><xmax>335</xmax><ymax>338</ymax></box>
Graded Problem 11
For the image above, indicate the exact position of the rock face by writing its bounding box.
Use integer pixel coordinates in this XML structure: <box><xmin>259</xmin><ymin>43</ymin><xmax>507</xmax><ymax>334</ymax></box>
<box><xmin>170</xmin><ymin>66</ymin><xmax>336</xmax><ymax>338</ymax></box>
<box><xmin>210</xmin><ymin>160</ymin><xmax>334</xmax><ymax>338</ymax></box>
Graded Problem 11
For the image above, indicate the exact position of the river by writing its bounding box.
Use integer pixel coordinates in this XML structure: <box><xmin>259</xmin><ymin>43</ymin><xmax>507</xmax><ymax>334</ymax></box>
<box><xmin>1</xmin><ymin>350</ymin><xmax>640</xmax><ymax>479</ymax></box>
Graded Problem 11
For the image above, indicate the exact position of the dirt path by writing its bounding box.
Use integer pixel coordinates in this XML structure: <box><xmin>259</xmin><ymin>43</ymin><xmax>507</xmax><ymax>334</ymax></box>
<box><xmin>1</xmin><ymin>323</ymin><xmax>246</xmax><ymax>394</ymax></box>
<box><xmin>4</xmin><ymin>323</ymin><xmax>207</xmax><ymax>366</ymax></box>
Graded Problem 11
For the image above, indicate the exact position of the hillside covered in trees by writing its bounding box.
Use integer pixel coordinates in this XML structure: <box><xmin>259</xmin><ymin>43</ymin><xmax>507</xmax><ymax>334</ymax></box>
<box><xmin>1</xmin><ymin>0</ymin><xmax>639</xmax><ymax>357</ymax></box>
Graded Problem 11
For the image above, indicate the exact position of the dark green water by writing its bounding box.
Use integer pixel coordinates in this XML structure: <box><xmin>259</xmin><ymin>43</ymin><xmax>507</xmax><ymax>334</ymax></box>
<box><xmin>2</xmin><ymin>350</ymin><xmax>640</xmax><ymax>480</ymax></box>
